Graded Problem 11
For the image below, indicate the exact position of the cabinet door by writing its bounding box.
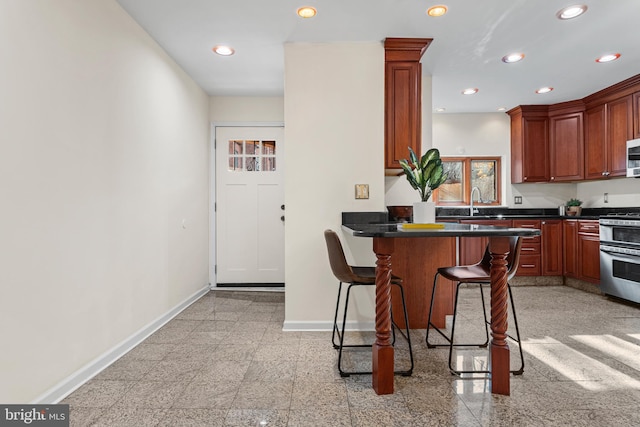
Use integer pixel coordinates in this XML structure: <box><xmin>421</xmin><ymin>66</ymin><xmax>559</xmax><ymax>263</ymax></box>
<box><xmin>384</xmin><ymin>61</ymin><xmax>421</xmax><ymax>169</ymax></box>
<box><xmin>549</xmin><ymin>112</ymin><xmax>584</xmax><ymax>181</ymax></box>
<box><xmin>563</xmin><ymin>220</ymin><xmax>578</xmax><ymax>277</ymax></box>
<box><xmin>521</xmin><ymin>117</ymin><xmax>550</xmax><ymax>182</ymax></box>
<box><xmin>541</xmin><ymin>220</ymin><xmax>563</xmax><ymax>275</ymax></box>
<box><xmin>585</xmin><ymin>104</ymin><xmax>607</xmax><ymax>180</ymax></box>
<box><xmin>578</xmin><ymin>233</ymin><xmax>600</xmax><ymax>283</ymax></box>
<box><xmin>634</xmin><ymin>91</ymin><xmax>640</xmax><ymax>139</ymax></box>
<box><xmin>607</xmin><ymin>95</ymin><xmax>634</xmax><ymax>177</ymax></box>
<box><xmin>458</xmin><ymin>219</ymin><xmax>512</xmax><ymax>265</ymax></box>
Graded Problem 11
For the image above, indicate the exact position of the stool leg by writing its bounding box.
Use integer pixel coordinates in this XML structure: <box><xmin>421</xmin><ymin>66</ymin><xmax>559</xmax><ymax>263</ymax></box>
<box><xmin>478</xmin><ymin>285</ymin><xmax>490</xmax><ymax>348</ymax></box>
<box><xmin>392</xmin><ymin>283</ymin><xmax>414</xmax><ymax>376</ymax></box>
<box><xmin>337</xmin><ymin>283</ymin><xmax>353</xmax><ymax>377</ymax></box>
<box><xmin>332</xmin><ymin>282</ymin><xmax>343</xmax><ymax>349</ymax></box>
<box><xmin>448</xmin><ymin>281</ymin><xmax>463</xmax><ymax>373</ymax></box>
<box><xmin>426</xmin><ymin>273</ymin><xmax>451</xmax><ymax>348</ymax></box>
<box><xmin>508</xmin><ymin>285</ymin><xmax>525</xmax><ymax>375</ymax></box>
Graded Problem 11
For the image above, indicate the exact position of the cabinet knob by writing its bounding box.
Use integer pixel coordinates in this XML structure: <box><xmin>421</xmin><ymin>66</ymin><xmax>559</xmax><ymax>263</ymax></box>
<box><xmin>550</xmin><ymin>176</ymin><xmax>555</xmax><ymax>181</ymax></box>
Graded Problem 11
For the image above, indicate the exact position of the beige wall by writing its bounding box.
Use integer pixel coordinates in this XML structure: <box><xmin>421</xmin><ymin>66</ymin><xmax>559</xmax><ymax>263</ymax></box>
<box><xmin>0</xmin><ymin>1</ymin><xmax>210</xmax><ymax>402</ymax></box>
<box><xmin>210</xmin><ymin>96</ymin><xmax>284</xmax><ymax>123</ymax></box>
<box><xmin>283</xmin><ymin>43</ymin><xmax>385</xmax><ymax>328</ymax></box>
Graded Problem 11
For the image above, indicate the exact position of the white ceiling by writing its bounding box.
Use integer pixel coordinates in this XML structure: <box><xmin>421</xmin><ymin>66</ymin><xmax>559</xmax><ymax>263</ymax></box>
<box><xmin>116</xmin><ymin>0</ymin><xmax>640</xmax><ymax>113</ymax></box>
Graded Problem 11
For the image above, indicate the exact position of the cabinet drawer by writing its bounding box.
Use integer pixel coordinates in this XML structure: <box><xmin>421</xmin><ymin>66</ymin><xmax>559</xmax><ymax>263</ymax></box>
<box><xmin>519</xmin><ymin>242</ymin><xmax>541</xmax><ymax>255</ymax></box>
<box><xmin>513</xmin><ymin>220</ymin><xmax>541</xmax><ymax>243</ymax></box>
<box><xmin>578</xmin><ymin>221</ymin><xmax>599</xmax><ymax>235</ymax></box>
<box><xmin>518</xmin><ymin>255</ymin><xmax>541</xmax><ymax>276</ymax></box>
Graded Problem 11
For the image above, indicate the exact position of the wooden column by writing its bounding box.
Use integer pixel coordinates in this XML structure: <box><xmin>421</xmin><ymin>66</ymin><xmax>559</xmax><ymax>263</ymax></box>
<box><xmin>384</xmin><ymin>38</ymin><xmax>432</xmax><ymax>170</ymax></box>
<box><xmin>372</xmin><ymin>237</ymin><xmax>395</xmax><ymax>395</ymax></box>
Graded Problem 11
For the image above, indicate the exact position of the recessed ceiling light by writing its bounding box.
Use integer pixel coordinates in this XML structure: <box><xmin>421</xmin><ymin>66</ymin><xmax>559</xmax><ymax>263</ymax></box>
<box><xmin>497</xmin><ymin>107</ymin><xmax>507</xmax><ymax>111</ymax></box>
<box><xmin>212</xmin><ymin>45</ymin><xmax>235</xmax><ymax>56</ymax></box>
<box><xmin>536</xmin><ymin>87</ymin><xmax>554</xmax><ymax>94</ymax></box>
<box><xmin>596</xmin><ymin>53</ymin><xmax>621</xmax><ymax>63</ymax></box>
<box><xmin>556</xmin><ymin>5</ymin><xmax>587</xmax><ymax>20</ymax></box>
<box><xmin>462</xmin><ymin>88</ymin><xmax>478</xmax><ymax>95</ymax></box>
<box><xmin>502</xmin><ymin>53</ymin><xmax>525</xmax><ymax>63</ymax></box>
<box><xmin>427</xmin><ymin>5</ymin><xmax>448</xmax><ymax>17</ymax></box>
<box><xmin>297</xmin><ymin>6</ymin><xmax>317</xmax><ymax>18</ymax></box>
<box><xmin>435</xmin><ymin>107</ymin><xmax>446</xmax><ymax>112</ymax></box>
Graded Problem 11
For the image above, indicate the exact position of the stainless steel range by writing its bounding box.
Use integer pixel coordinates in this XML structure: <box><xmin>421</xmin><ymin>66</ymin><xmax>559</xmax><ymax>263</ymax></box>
<box><xmin>599</xmin><ymin>214</ymin><xmax>640</xmax><ymax>304</ymax></box>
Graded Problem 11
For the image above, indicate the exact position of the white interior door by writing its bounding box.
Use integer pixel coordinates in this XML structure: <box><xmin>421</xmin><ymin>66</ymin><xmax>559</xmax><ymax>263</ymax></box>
<box><xmin>215</xmin><ymin>126</ymin><xmax>284</xmax><ymax>285</ymax></box>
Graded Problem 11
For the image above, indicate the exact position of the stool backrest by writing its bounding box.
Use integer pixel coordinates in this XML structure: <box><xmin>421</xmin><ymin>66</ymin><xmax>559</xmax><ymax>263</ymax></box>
<box><xmin>324</xmin><ymin>229</ymin><xmax>359</xmax><ymax>283</ymax></box>
<box><xmin>478</xmin><ymin>236</ymin><xmax>523</xmax><ymax>280</ymax></box>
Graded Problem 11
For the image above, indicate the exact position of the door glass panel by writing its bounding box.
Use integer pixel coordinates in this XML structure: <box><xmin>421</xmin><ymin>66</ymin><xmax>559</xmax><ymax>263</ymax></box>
<box><xmin>471</xmin><ymin>160</ymin><xmax>497</xmax><ymax>202</ymax></box>
<box><xmin>246</xmin><ymin>157</ymin><xmax>258</xmax><ymax>171</ymax></box>
<box><xmin>227</xmin><ymin>139</ymin><xmax>276</xmax><ymax>172</ymax></box>
<box><xmin>229</xmin><ymin>140</ymin><xmax>243</xmax><ymax>155</ymax></box>
<box><xmin>439</xmin><ymin>161</ymin><xmax>464</xmax><ymax>202</ymax></box>
<box><xmin>246</xmin><ymin>140</ymin><xmax>258</xmax><ymax>155</ymax></box>
<box><xmin>228</xmin><ymin>157</ymin><xmax>243</xmax><ymax>171</ymax></box>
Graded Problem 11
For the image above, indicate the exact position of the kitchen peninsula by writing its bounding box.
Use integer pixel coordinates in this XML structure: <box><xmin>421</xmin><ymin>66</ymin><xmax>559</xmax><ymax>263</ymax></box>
<box><xmin>342</xmin><ymin>218</ymin><xmax>540</xmax><ymax>396</ymax></box>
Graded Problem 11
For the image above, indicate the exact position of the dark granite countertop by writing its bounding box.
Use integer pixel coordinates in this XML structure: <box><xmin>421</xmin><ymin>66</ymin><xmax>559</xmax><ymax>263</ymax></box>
<box><xmin>342</xmin><ymin>223</ymin><xmax>541</xmax><ymax>238</ymax></box>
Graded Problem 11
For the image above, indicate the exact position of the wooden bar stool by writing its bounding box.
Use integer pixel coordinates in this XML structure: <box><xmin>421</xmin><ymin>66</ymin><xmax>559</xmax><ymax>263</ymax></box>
<box><xmin>426</xmin><ymin>236</ymin><xmax>525</xmax><ymax>376</ymax></box>
<box><xmin>324</xmin><ymin>229</ymin><xmax>413</xmax><ymax>377</ymax></box>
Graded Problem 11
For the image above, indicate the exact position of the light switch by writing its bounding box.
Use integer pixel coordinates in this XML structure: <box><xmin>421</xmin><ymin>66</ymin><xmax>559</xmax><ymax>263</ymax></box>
<box><xmin>355</xmin><ymin>184</ymin><xmax>369</xmax><ymax>199</ymax></box>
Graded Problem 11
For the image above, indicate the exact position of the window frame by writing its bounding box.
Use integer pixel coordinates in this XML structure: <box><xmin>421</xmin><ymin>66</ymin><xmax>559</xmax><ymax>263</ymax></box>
<box><xmin>434</xmin><ymin>156</ymin><xmax>501</xmax><ymax>206</ymax></box>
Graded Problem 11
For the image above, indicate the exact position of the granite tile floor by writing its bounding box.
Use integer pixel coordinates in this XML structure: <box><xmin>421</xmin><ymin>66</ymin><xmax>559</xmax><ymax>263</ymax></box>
<box><xmin>64</xmin><ymin>286</ymin><xmax>640</xmax><ymax>426</ymax></box>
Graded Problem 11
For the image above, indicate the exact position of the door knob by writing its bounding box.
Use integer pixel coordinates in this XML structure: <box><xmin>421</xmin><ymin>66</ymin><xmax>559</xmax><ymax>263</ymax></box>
<box><xmin>280</xmin><ymin>215</ymin><xmax>285</xmax><ymax>222</ymax></box>
<box><xmin>281</xmin><ymin>204</ymin><xmax>285</xmax><ymax>210</ymax></box>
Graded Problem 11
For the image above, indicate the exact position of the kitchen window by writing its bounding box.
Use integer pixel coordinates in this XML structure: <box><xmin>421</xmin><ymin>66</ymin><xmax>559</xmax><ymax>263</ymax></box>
<box><xmin>435</xmin><ymin>157</ymin><xmax>501</xmax><ymax>206</ymax></box>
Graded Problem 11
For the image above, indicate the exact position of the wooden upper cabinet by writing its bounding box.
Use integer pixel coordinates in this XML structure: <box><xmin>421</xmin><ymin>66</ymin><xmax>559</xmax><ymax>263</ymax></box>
<box><xmin>384</xmin><ymin>38</ymin><xmax>432</xmax><ymax>170</ymax></box>
<box><xmin>549</xmin><ymin>104</ymin><xmax>584</xmax><ymax>182</ymax></box>
<box><xmin>507</xmin><ymin>106</ymin><xmax>549</xmax><ymax>183</ymax></box>
<box><xmin>585</xmin><ymin>95</ymin><xmax>633</xmax><ymax>179</ymax></box>
<box><xmin>634</xmin><ymin>91</ymin><xmax>640</xmax><ymax>139</ymax></box>
<box><xmin>608</xmin><ymin>95</ymin><xmax>634</xmax><ymax>177</ymax></box>
<box><xmin>585</xmin><ymin>104</ymin><xmax>607</xmax><ymax>180</ymax></box>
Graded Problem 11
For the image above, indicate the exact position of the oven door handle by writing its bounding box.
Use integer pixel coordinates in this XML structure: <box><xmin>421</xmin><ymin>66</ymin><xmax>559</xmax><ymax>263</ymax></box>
<box><xmin>600</xmin><ymin>247</ymin><xmax>640</xmax><ymax>259</ymax></box>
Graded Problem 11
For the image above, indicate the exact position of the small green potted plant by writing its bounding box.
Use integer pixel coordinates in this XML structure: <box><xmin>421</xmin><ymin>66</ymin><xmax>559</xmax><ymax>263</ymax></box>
<box><xmin>399</xmin><ymin>147</ymin><xmax>447</xmax><ymax>223</ymax></box>
<box><xmin>566</xmin><ymin>198</ymin><xmax>583</xmax><ymax>216</ymax></box>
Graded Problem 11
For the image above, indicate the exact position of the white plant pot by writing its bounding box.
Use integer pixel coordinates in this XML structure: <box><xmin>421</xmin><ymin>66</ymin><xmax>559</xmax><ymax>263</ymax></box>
<box><xmin>412</xmin><ymin>201</ymin><xmax>436</xmax><ymax>224</ymax></box>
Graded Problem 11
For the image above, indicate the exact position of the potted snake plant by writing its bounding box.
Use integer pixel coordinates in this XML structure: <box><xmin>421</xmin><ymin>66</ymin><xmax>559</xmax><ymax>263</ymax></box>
<box><xmin>399</xmin><ymin>147</ymin><xmax>447</xmax><ymax>223</ymax></box>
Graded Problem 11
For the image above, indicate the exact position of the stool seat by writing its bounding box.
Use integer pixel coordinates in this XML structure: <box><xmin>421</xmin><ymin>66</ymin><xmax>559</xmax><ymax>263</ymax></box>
<box><xmin>324</xmin><ymin>229</ymin><xmax>413</xmax><ymax>377</ymax></box>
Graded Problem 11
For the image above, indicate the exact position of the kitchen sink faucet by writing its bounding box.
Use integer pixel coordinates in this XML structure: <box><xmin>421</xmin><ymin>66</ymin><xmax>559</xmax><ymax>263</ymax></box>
<box><xmin>470</xmin><ymin>186</ymin><xmax>482</xmax><ymax>216</ymax></box>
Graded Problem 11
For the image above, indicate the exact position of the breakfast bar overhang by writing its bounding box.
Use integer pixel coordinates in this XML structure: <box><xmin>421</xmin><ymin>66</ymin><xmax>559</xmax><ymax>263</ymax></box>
<box><xmin>342</xmin><ymin>222</ymin><xmax>541</xmax><ymax>396</ymax></box>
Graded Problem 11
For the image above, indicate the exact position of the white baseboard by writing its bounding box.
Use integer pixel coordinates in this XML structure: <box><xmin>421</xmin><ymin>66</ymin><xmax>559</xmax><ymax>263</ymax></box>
<box><xmin>33</xmin><ymin>285</ymin><xmax>210</xmax><ymax>404</ymax></box>
<box><xmin>282</xmin><ymin>320</ymin><xmax>375</xmax><ymax>332</ymax></box>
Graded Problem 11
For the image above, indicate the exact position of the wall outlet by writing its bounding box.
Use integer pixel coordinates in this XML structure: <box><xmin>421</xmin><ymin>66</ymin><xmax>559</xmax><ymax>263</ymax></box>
<box><xmin>514</xmin><ymin>196</ymin><xmax>522</xmax><ymax>204</ymax></box>
<box><xmin>604</xmin><ymin>192</ymin><xmax>609</xmax><ymax>203</ymax></box>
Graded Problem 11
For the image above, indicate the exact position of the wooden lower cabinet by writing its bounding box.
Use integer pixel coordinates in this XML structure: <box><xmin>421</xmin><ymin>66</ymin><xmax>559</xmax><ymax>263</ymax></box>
<box><xmin>458</xmin><ymin>220</ymin><xmax>512</xmax><ymax>265</ymax></box>
<box><xmin>542</xmin><ymin>220</ymin><xmax>563</xmax><ymax>275</ymax></box>
<box><xmin>577</xmin><ymin>220</ymin><xmax>601</xmax><ymax>283</ymax></box>
<box><xmin>459</xmin><ymin>218</ymin><xmax>563</xmax><ymax>277</ymax></box>
<box><xmin>512</xmin><ymin>219</ymin><xmax>542</xmax><ymax>276</ymax></box>
<box><xmin>563</xmin><ymin>220</ymin><xmax>579</xmax><ymax>277</ymax></box>
<box><xmin>563</xmin><ymin>219</ymin><xmax>600</xmax><ymax>284</ymax></box>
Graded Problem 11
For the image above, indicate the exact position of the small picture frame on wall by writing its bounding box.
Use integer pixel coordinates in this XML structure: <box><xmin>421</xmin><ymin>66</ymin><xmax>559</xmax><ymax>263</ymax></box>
<box><xmin>355</xmin><ymin>184</ymin><xmax>369</xmax><ymax>199</ymax></box>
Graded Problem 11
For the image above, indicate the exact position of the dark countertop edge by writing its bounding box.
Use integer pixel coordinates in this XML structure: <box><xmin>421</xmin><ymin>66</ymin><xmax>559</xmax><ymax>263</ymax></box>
<box><xmin>438</xmin><ymin>215</ymin><xmax>601</xmax><ymax>220</ymax></box>
<box><xmin>342</xmin><ymin>223</ymin><xmax>541</xmax><ymax>238</ymax></box>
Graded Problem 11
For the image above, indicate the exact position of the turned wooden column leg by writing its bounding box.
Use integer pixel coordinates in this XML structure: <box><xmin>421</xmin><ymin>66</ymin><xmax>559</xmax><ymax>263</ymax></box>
<box><xmin>372</xmin><ymin>237</ymin><xmax>395</xmax><ymax>395</ymax></box>
<box><xmin>489</xmin><ymin>236</ymin><xmax>511</xmax><ymax>395</ymax></box>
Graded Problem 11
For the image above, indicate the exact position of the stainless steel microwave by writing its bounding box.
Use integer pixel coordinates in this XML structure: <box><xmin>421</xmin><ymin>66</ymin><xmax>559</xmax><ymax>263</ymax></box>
<box><xmin>628</xmin><ymin>138</ymin><xmax>640</xmax><ymax>178</ymax></box>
